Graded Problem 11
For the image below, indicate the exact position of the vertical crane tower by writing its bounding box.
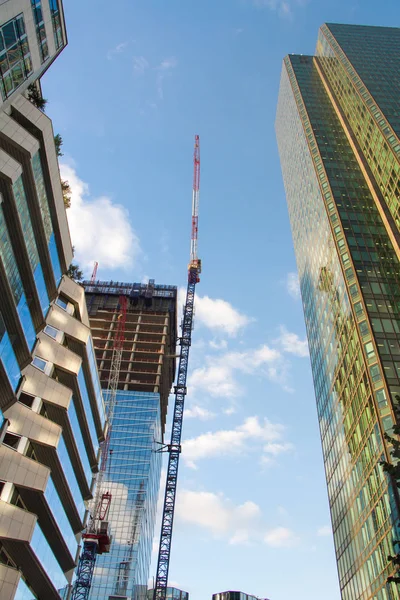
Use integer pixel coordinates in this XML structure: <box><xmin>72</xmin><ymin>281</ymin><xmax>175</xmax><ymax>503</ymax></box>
<box><xmin>153</xmin><ymin>135</ymin><xmax>201</xmax><ymax>600</ymax></box>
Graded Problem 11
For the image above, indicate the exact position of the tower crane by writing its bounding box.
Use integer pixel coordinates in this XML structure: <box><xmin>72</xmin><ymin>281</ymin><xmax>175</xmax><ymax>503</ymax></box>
<box><xmin>90</xmin><ymin>261</ymin><xmax>99</xmax><ymax>284</ymax></box>
<box><xmin>153</xmin><ymin>135</ymin><xmax>201</xmax><ymax>600</ymax></box>
<box><xmin>71</xmin><ymin>294</ymin><xmax>128</xmax><ymax>600</ymax></box>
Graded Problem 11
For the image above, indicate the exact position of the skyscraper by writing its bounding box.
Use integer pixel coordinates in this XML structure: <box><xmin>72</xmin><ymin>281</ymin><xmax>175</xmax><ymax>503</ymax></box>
<box><xmin>0</xmin><ymin>0</ymin><xmax>66</xmax><ymax>109</ymax></box>
<box><xmin>276</xmin><ymin>24</ymin><xmax>400</xmax><ymax>600</ymax></box>
<box><xmin>83</xmin><ymin>280</ymin><xmax>178</xmax><ymax>600</ymax></box>
<box><xmin>0</xmin><ymin>3</ymin><xmax>108</xmax><ymax>599</ymax></box>
<box><xmin>148</xmin><ymin>586</ymin><xmax>189</xmax><ymax>600</ymax></box>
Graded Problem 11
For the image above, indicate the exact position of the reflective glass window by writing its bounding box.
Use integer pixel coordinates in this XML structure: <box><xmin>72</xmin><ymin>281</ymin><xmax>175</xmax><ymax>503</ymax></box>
<box><xmin>44</xmin><ymin>476</ymin><xmax>77</xmax><ymax>558</ymax></box>
<box><xmin>44</xmin><ymin>324</ymin><xmax>59</xmax><ymax>339</ymax></box>
<box><xmin>57</xmin><ymin>435</ymin><xmax>85</xmax><ymax>519</ymax></box>
<box><xmin>49</xmin><ymin>0</ymin><xmax>64</xmax><ymax>50</ymax></box>
<box><xmin>30</xmin><ymin>523</ymin><xmax>68</xmax><ymax>592</ymax></box>
<box><xmin>0</xmin><ymin>15</ymin><xmax>32</xmax><ymax>99</ymax></box>
<box><xmin>77</xmin><ymin>367</ymin><xmax>99</xmax><ymax>454</ymax></box>
<box><xmin>0</xmin><ymin>317</ymin><xmax>20</xmax><ymax>391</ymax></box>
<box><xmin>32</xmin><ymin>356</ymin><xmax>47</xmax><ymax>372</ymax></box>
<box><xmin>13</xmin><ymin>175</ymin><xmax>50</xmax><ymax>316</ymax></box>
<box><xmin>17</xmin><ymin>292</ymin><xmax>36</xmax><ymax>351</ymax></box>
<box><xmin>87</xmin><ymin>340</ymin><xmax>106</xmax><ymax>426</ymax></box>
<box><xmin>31</xmin><ymin>0</ymin><xmax>48</xmax><ymax>63</ymax></box>
<box><xmin>31</xmin><ymin>152</ymin><xmax>62</xmax><ymax>285</ymax></box>
<box><xmin>68</xmin><ymin>396</ymin><xmax>93</xmax><ymax>486</ymax></box>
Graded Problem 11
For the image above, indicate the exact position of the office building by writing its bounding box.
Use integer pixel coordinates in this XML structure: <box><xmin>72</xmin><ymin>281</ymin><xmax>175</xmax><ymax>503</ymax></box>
<box><xmin>0</xmin><ymin>2</ymin><xmax>108</xmax><ymax>599</ymax></box>
<box><xmin>83</xmin><ymin>280</ymin><xmax>178</xmax><ymax>600</ymax></box>
<box><xmin>0</xmin><ymin>0</ymin><xmax>66</xmax><ymax>110</ymax></box>
<box><xmin>276</xmin><ymin>23</ymin><xmax>400</xmax><ymax>600</ymax></box>
<box><xmin>148</xmin><ymin>586</ymin><xmax>189</xmax><ymax>600</ymax></box>
<box><xmin>212</xmin><ymin>591</ymin><xmax>264</xmax><ymax>600</ymax></box>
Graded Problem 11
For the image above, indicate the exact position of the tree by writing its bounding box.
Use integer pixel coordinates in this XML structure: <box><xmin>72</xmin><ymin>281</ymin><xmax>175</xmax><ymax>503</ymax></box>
<box><xmin>54</xmin><ymin>134</ymin><xmax>63</xmax><ymax>157</ymax></box>
<box><xmin>61</xmin><ymin>179</ymin><xmax>71</xmax><ymax>209</ymax></box>
<box><xmin>67</xmin><ymin>263</ymin><xmax>83</xmax><ymax>282</ymax></box>
<box><xmin>380</xmin><ymin>397</ymin><xmax>400</xmax><ymax>585</ymax></box>
<box><xmin>27</xmin><ymin>83</ymin><xmax>47</xmax><ymax>112</ymax></box>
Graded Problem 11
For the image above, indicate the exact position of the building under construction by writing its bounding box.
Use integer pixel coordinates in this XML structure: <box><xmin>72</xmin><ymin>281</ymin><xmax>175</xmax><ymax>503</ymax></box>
<box><xmin>84</xmin><ymin>279</ymin><xmax>177</xmax><ymax>435</ymax></box>
<box><xmin>82</xmin><ymin>279</ymin><xmax>178</xmax><ymax>600</ymax></box>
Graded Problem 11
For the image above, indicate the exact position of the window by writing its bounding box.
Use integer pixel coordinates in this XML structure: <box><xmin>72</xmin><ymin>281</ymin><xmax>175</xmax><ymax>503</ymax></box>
<box><xmin>55</xmin><ymin>296</ymin><xmax>68</xmax><ymax>311</ymax></box>
<box><xmin>364</xmin><ymin>342</ymin><xmax>375</xmax><ymax>361</ymax></box>
<box><xmin>31</xmin><ymin>1</ymin><xmax>48</xmax><ymax>63</ymax></box>
<box><xmin>49</xmin><ymin>0</ymin><xmax>64</xmax><ymax>50</ymax></box>
<box><xmin>369</xmin><ymin>364</ymin><xmax>382</xmax><ymax>383</ymax></box>
<box><xmin>32</xmin><ymin>356</ymin><xmax>47</xmax><ymax>372</ymax></box>
<box><xmin>18</xmin><ymin>391</ymin><xmax>35</xmax><ymax>408</ymax></box>
<box><xmin>0</xmin><ymin>15</ymin><xmax>32</xmax><ymax>100</ymax></box>
<box><xmin>44</xmin><ymin>324</ymin><xmax>59</xmax><ymax>339</ymax></box>
<box><xmin>3</xmin><ymin>432</ymin><xmax>21</xmax><ymax>450</ymax></box>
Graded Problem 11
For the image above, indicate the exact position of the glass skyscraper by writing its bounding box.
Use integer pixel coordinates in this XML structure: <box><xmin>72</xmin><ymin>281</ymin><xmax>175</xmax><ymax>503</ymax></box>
<box><xmin>83</xmin><ymin>281</ymin><xmax>178</xmax><ymax>600</ymax></box>
<box><xmin>276</xmin><ymin>24</ymin><xmax>400</xmax><ymax>600</ymax></box>
<box><xmin>89</xmin><ymin>391</ymin><xmax>162</xmax><ymax>600</ymax></box>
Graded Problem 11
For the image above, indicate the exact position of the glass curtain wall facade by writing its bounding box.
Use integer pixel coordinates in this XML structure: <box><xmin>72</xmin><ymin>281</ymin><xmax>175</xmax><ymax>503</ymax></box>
<box><xmin>276</xmin><ymin>23</ymin><xmax>400</xmax><ymax>600</ymax></box>
<box><xmin>89</xmin><ymin>390</ymin><xmax>162</xmax><ymax>600</ymax></box>
<box><xmin>212</xmin><ymin>592</ymin><xmax>259</xmax><ymax>600</ymax></box>
<box><xmin>148</xmin><ymin>587</ymin><xmax>189</xmax><ymax>600</ymax></box>
<box><xmin>0</xmin><ymin>0</ymin><xmax>66</xmax><ymax>108</ymax></box>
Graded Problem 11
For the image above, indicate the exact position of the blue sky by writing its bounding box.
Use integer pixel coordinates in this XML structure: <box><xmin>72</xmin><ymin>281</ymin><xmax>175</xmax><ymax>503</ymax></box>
<box><xmin>43</xmin><ymin>2</ymin><xmax>400</xmax><ymax>600</ymax></box>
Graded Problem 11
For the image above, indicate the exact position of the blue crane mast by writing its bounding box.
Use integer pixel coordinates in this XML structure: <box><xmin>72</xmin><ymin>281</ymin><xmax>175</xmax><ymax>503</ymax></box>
<box><xmin>153</xmin><ymin>135</ymin><xmax>201</xmax><ymax>600</ymax></box>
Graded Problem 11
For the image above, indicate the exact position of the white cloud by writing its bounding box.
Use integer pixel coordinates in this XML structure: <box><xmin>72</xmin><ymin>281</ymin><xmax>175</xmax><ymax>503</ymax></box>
<box><xmin>264</xmin><ymin>527</ymin><xmax>299</xmax><ymax>548</ymax></box>
<box><xmin>182</xmin><ymin>415</ymin><xmax>292</xmax><ymax>468</ymax></box>
<box><xmin>179</xmin><ymin>288</ymin><xmax>251</xmax><ymax>337</ymax></box>
<box><xmin>133</xmin><ymin>55</ymin><xmax>149</xmax><ymax>74</ymax></box>
<box><xmin>252</xmin><ymin>0</ymin><xmax>294</xmax><ymax>17</ymax></box>
<box><xmin>286</xmin><ymin>272</ymin><xmax>301</xmax><ymax>299</ymax></box>
<box><xmin>263</xmin><ymin>442</ymin><xmax>294</xmax><ymax>456</ymax></box>
<box><xmin>175</xmin><ymin>488</ymin><xmax>300</xmax><ymax>548</ymax></box>
<box><xmin>156</xmin><ymin>56</ymin><xmax>177</xmax><ymax>99</ymax></box>
<box><xmin>195</xmin><ymin>294</ymin><xmax>251</xmax><ymax>336</ymax></box>
<box><xmin>188</xmin><ymin>344</ymin><xmax>282</xmax><ymax>399</ymax></box>
<box><xmin>189</xmin><ymin>363</ymin><xmax>238</xmax><ymax>399</ymax></box>
<box><xmin>317</xmin><ymin>525</ymin><xmax>332</xmax><ymax>537</ymax></box>
<box><xmin>176</xmin><ymin>489</ymin><xmax>262</xmax><ymax>544</ymax></box>
<box><xmin>276</xmin><ymin>327</ymin><xmax>309</xmax><ymax>358</ymax></box>
<box><xmin>159</xmin><ymin>57</ymin><xmax>178</xmax><ymax>70</ymax></box>
<box><xmin>209</xmin><ymin>339</ymin><xmax>228</xmax><ymax>350</ymax></box>
<box><xmin>107</xmin><ymin>40</ymin><xmax>130</xmax><ymax>60</ymax></box>
<box><xmin>185</xmin><ymin>405</ymin><xmax>216</xmax><ymax>420</ymax></box>
<box><xmin>61</xmin><ymin>163</ymin><xmax>140</xmax><ymax>272</ymax></box>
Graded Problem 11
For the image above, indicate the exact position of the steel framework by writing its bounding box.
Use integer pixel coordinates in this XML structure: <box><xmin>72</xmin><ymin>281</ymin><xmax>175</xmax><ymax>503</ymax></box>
<box><xmin>153</xmin><ymin>135</ymin><xmax>201</xmax><ymax>600</ymax></box>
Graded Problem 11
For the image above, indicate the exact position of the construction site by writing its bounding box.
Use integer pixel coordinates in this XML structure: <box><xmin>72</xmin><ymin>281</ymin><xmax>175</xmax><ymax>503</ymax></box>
<box><xmin>84</xmin><ymin>280</ymin><xmax>178</xmax><ymax>434</ymax></box>
<box><xmin>71</xmin><ymin>137</ymin><xmax>201</xmax><ymax>600</ymax></box>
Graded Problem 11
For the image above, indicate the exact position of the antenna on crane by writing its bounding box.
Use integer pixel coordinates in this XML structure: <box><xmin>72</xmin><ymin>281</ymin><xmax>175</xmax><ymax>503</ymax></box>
<box><xmin>90</xmin><ymin>261</ymin><xmax>99</xmax><ymax>284</ymax></box>
<box><xmin>153</xmin><ymin>135</ymin><xmax>201</xmax><ymax>600</ymax></box>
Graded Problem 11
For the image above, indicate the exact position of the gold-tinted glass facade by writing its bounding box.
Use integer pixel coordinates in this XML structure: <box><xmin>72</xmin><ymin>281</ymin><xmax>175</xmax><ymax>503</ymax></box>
<box><xmin>276</xmin><ymin>24</ymin><xmax>400</xmax><ymax>600</ymax></box>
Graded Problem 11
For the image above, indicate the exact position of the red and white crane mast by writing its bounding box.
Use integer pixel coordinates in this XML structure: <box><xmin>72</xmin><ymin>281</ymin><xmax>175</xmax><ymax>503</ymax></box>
<box><xmin>153</xmin><ymin>135</ymin><xmax>201</xmax><ymax>600</ymax></box>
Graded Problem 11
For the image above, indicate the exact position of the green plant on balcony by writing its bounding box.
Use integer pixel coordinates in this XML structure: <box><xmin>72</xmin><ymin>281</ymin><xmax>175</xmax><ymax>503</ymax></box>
<box><xmin>26</xmin><ymin>83</ymin><xmax>47</xmax><ymax>111</ymax></box>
